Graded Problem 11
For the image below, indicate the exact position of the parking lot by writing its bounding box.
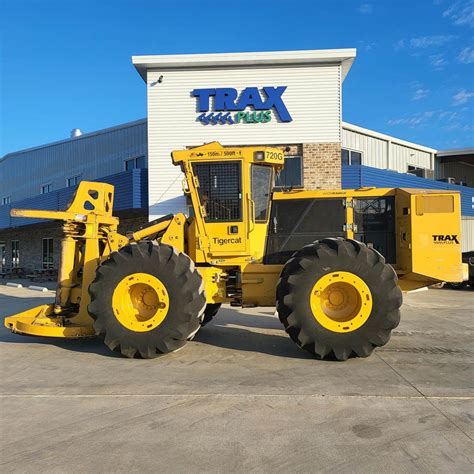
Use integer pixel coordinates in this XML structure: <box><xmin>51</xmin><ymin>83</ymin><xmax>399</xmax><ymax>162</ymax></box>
<box><xmin>0</xmin><ymin>284</ymin><xmax>472</xmax><ymax>473</ymax></box>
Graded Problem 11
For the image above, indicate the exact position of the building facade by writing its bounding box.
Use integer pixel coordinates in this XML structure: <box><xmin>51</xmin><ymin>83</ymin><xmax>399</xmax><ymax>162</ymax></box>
<box><xmin>0</xmin><ymin>120</ymin><xmax>149</xmax><ymax>271</ymax></box>
<box><xmin>1</xmin><ymin>48</ymin><xmax>473</xmax><ymax>271</ymax></box>
<box><xmin>132</xmin><ymin>49</ymin><xmax>356</xmax><ymax>219</ymax></box>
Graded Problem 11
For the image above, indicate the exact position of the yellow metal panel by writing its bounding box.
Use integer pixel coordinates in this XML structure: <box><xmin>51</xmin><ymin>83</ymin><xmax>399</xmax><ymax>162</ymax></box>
<box><xmin>196</xmin><ymin>266</ymin><xmax>228</xmax><ymax>303</ymax></box>
<box><xmin>4</xmin><ymin>305</ymin><xmax>95</xmax><ymax>338</ymax></box>
<box><xmin>397</xmin><ymin>189</ymin><xmax>464</xmax><ymax>283</ymax></box>
<box><xmin>415</xmin><ymin>195</ymin><xmax>454</xmax><ymax>215</ymax></box>
<box><xmin>160</xmin><ymin>214</ymin><xmax>186</xmax><ymax>253</ymax></box>
<box><xmin>272</xmin><ymin>188</ymin><xmax>396</xmax><ymax>200</ymax></box>
<box><xmin>241</xmin><ymin>263</ymin><xmax>283</xmax><ymax>306</ymax></box>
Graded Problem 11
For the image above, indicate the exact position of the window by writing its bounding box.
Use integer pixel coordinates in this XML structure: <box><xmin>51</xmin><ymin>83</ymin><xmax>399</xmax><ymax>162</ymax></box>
<box><xmin>192</xmin><ymin>161</ymin><xmax>242</xmax><ymax>222</ymax></box>
<box><xmin>67</xmin><ymin>175</ymin><xmax>81</xmax><ymax>187</ymax></box>
<box><xmin>0</xmin><ymin>242</ymin><xmax>5</xmax><ymax>270</ymax></box>
<box><xmin>41</xmin><ymin>183</ymin><xmax>53</xmax><ymax>194</ymax></box>
<box><xmin>341</xmin><ymin>148</ymin><xmax>362</xmax><ymax>166</ymax></box>
<box><xmin>42</xmin><ymin>238</ymin><xmax>54</xmax><ymax>269</ymax></box>
<box><xmin>251</xmin><ymin>165</ymin><xmax>273</xmax><ymax>222</ymax></box>
<box><xmin>2</xmin><ymin>196</ymin><xmax>11</xmax><ymax>205</ymax></box>
<box><xmin>125</xmin><ymin>155</ymin><xmax>146</xmax><ymax>171</ymax></box>
<box><xmin>274</xmin><ymin>156</ymin><xmax>303</xmax><ymax>189</ymax></box>
<box><xmin>407</xmin><ymin>165</ymin><xmax>425</xmax><ymax>178</ymax></box>
<box><xmin>11</xmin><ymin>240</ymin><xmax>19</xmax><ymax>268</ymax></box>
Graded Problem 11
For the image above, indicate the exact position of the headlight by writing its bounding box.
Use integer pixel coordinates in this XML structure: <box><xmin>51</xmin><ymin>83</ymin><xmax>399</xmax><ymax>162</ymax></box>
<box><xmin>254</xmin><ymin>151</ymin><xmax>265</xmax><ymax>161</ymax></box>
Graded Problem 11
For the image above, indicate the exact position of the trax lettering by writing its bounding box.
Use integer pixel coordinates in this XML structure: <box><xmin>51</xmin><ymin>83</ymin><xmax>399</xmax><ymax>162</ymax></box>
<box><xmin>191</xmin><ymin>87</ymin><xmax>292</xmax><ymax>122</ymax></box>
<box><xmin>432</xmin><ymin>234</ymin><xmax>460</xmax><ymax>244</ymax></box>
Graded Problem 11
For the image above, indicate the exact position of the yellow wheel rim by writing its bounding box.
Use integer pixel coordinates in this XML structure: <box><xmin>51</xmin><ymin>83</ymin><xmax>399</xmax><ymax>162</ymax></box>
<box><xmin>112</xmin><ymin>272</ymin><xmax>169</xmax><ymax>332</ymax></box>
<box><xmin>310</xmin><ymin>271</ymin><xmax>372</xmax><ymax>333</ymax></box>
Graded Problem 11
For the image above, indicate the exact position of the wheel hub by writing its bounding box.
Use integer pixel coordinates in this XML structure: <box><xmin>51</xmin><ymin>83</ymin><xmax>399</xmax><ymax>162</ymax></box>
<box><xmin>112</xmin><ymin>273</ymin><xmax>169</xmax><ymax>332</ymax></box>
<box><xmin>310</xmin><ymin>271</ymin><xmax>373</xmax><ymax>333</ymax></box>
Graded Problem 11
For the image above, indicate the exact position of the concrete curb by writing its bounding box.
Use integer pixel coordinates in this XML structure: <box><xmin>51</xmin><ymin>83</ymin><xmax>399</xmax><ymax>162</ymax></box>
<box><xmin>404</xmin><ymin>287</ymin><xmax>429</xmax><ymax>294</ymax></box>
<box><xmin>28</xmin><ymin>285</ymin><xmax>49</xmax><ymax>292</ymax></box>
<box><xmin>6</xmin><ymin>282</ymin><xmax>23</xmax><ymax>288</ymax></box>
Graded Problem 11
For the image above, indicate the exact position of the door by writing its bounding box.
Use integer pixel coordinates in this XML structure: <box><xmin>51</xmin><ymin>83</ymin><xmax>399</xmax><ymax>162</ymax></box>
<box><xmin>192</xmin><ymin>160</ymin><xmax>248</xmax><ymax>256</ymax></box>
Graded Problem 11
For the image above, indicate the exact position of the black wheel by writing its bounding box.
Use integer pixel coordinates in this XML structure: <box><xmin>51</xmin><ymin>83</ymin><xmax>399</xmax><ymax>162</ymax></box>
<box><xmin>276</xmin><ymin>238</ymin><xmax>402</xmax><ymax>361</ymax></box>
<box><xmin>445</xmin><ymin>281</ymin><xmax>468</xmax><ymax>290</ymax></box>
<box><xmin>88</xmin><ymin>242</ymin><xmax>206</xmax><ymax>358</ymax></box>
<box><xmin>201</xmin><ymin>303</ymin><xmax>221</xmax><ymax>327</ymax></box>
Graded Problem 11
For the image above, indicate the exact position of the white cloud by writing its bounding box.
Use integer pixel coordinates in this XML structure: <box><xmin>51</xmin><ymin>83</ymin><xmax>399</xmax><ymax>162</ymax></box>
<box><xmin>429</xmin><ymin>54</ymin><xmax>448</xmax><ymax>68</ymax></box>
<box><xmin>387</xmin><ymin>111</ymin><xmax>437</xmax><ymax>127</ymax></box>
<box><xmin>394</xmin><ymin>39</ymin><xmax>405</xmax><ymax>51</ymax></box>
<box><xmin>387</xmin><ymin>110</ymin><xmax>466</xmax><ymax>128</ymax></box>
<box><xmin>458</xmin><ymin>46</ymin><xmax>474</xmax><ymax>63</ymax></box>
<box><xmin>409</xmin><ymin>35</ymin><xmax>456</xmax><ymax>48</ymax></box>
<box><xmin>359</xmin><ymin>3</ymin><xmax>373</xmax><ymax>14</ymax></box>
<box><xmin>358</xmin><ymin>40</ymin><xmax>377</xmax><ymax>51</ymax></box>
<box><xmin>412</xmin><ymin>89</ymin><xmax>430</xmax><ymax>100</ymax></box>
<box><xmin>388</xmin><ymin>117</ymin><xmax>424</xmax><ymax>127</ymax></box>
<box><xmin>394</xmin><ymin>35</ymin><xmax>456</xmax><ymax>51</ymax></box>
<box><xmin>443</xmin><ymin>1</ymin><xmax>474</xmax><ymax>27</ymax></box>
<box><xmin>443</xmin><ymin>123</ymin><xmax>474</xmax><ymax>131</ymax></box>
<box><xmin>438</xmin><ymin>110</ymin><xmax>461</xmax><ymax>121</ymax></box>
<box><xmin>452</xmin><ymin>89</ymin><xmax>474</xmax><ymax>105</ymax></box>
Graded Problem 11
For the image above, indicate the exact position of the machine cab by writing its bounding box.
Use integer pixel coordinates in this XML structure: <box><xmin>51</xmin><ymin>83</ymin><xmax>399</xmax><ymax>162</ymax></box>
<box><xmin>172</xmin><ymin>142</ymin><xmax>284</xmax><ymax>263</ymax></box>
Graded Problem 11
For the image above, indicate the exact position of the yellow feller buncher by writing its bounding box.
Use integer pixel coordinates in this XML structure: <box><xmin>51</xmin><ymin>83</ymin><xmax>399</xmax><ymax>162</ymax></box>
<box><xmin>4</xmin><ymin>143</ymin><xmax>466</xmax><ymax>360</ymax></box>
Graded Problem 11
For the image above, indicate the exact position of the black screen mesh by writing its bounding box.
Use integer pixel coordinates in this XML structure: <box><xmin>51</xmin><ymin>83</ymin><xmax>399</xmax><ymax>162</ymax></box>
<box><xmin>193</xmin><ymin>162</ymin><xmax>242</xmax><ymax>222</ymax></box>
<box><xmin>354</xmin><ymin>197</ymin><xmax>396</xmax><ymax>263</ymax></box>
<box><xmin>264</xmin><ymin>198</ymin><xmax>346</xmax><ymax>264</ymax></box>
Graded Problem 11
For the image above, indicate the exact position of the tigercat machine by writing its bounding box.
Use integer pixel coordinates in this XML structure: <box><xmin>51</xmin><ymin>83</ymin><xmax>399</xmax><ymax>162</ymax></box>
<box><xmin>4</xmin><ymin>142</ymin><xmax>466</xmax><ymax>360</ymax></box>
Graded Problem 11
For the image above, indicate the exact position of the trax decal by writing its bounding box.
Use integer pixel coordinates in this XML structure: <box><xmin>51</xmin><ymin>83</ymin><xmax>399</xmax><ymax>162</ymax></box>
<box><xmin>432</xmin><ymin>234</ymin><xmax>460</xmax><ymax>244</ymax></box>
<box><xmin>191</xmin><ymin>87</ymin><xmax>292</xmax><ymax>125</ymax></box>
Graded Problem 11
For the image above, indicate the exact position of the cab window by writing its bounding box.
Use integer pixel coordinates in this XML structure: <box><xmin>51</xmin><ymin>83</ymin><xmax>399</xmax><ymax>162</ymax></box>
<box><xmin>251</xmin><ymin>165</ymin><xmax>273</xmax><ymax>222</ymax></box>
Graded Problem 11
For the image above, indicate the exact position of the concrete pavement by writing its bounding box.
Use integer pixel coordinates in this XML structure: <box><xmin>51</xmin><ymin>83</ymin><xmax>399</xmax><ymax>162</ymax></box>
<box><xmin>0</xmin><ymin>284</ymin><xmax>472</xmax><ymax>473</ymax></box>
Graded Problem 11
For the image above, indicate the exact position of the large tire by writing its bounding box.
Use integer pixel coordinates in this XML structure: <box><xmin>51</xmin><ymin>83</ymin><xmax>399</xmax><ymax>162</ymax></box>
<box><xmin>88</xmin><ymin>242</ymin><xmax>206</xmax><ymax>358</ymax></box>
<box><xmin>445</xmin><ymin>281</ymin><xmax>468</xmax><ymax>290</ymax></box>
<box><xmin>201</xmin><ymin>303</ymin><xmax>221</xmax><ymax>327</ymax></box>
<box><xmin>276</xmin><ymin>238</ymin><xmax>402</xmax><ymax>361</ymax></box>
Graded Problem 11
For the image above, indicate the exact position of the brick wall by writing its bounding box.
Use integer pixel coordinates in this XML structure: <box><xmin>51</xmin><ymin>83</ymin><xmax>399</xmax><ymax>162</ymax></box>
<box><xmin>0</xmin><ymin>225</ymin><xmax>63</xmax><ymax>271</ymax></box>
<box><xmin>0</xmin><ymin>216</ymin><xmax>148</xmax><ymax>271</ymax></box>
<box><xmin>302</xmin><ymin>143</ymin><xmax>341</xmax><ymax>189</ymax></box>
<box><xmin>249</xmin><ymin>142</ymin><xmax>341</xmax><ymax>190</ymax></box>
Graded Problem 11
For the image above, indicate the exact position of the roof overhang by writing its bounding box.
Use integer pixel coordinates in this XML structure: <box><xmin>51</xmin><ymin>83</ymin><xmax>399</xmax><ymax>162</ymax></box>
<box><xmin>132</xmin><ymin>48</ymin><xmax>357</xmax><ymax>82</ymax></box>
<box><xmin>342</xmin><ymin>122</ymin><xmax>437</xmax><ymax>154</ymax></box>
<box><xmin>436</xmin><ymin>148</ymin><xmax>474</xmax><ymax>158</ymax></box>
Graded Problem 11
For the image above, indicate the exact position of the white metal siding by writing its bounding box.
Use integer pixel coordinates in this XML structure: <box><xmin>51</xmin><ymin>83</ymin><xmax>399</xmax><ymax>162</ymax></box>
<box><xmin>342</xmin><ymin>128</ymin><xmax>388</xmax><ymax>167</ymax></box>
<box><xmin>342</xmin><ymin>126</ymin><xmax>434</xmax><ymax>173</ymax></box>
<box><xmin>147</xmin><ymin>64</ymin><xmax>342</xmax><ymax>218</ymax></box>
<box><xmin>461</xmin><ymin>217</ymin><xmax>474</xmax><ymax>252</ymax></box>
<box><xmin>0</xmin><ymin>121</ymin><xmax>147</xmax><ymax>202</ymax></box>
<box><xmin>391</xmin><ymin>143</ymin><xmax>431</xmax><ymax>173</ymax></box>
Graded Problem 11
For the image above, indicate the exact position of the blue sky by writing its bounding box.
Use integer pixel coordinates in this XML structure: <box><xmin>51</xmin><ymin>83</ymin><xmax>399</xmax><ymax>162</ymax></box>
<box><xmin>1</xmin><ymin>0</ymin><xmax>473</xmax><ymax>156</ymax></box>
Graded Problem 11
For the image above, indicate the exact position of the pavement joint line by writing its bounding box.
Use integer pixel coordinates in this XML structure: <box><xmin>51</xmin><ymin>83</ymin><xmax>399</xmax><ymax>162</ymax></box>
<box><xmin>1</xmin><ymin>394</ymin><xmax>473</xmax><ymax>400</ymax></box>
<box><xmin>375</xmin><ymin>352</ymin><xmax>474</xmax><ymax>441</ymax></box>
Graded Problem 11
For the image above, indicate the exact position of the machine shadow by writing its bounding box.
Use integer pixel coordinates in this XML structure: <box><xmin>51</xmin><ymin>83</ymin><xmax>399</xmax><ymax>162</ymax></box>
<box><xmin>194</xmin><ymin>308</ymin><xmax>316</xmax><ymax>360</ymax></box>
<box><xmin>1</xmin><ymin>294</ymin><xmax>314</xmax><ymax>360</ymax></box>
